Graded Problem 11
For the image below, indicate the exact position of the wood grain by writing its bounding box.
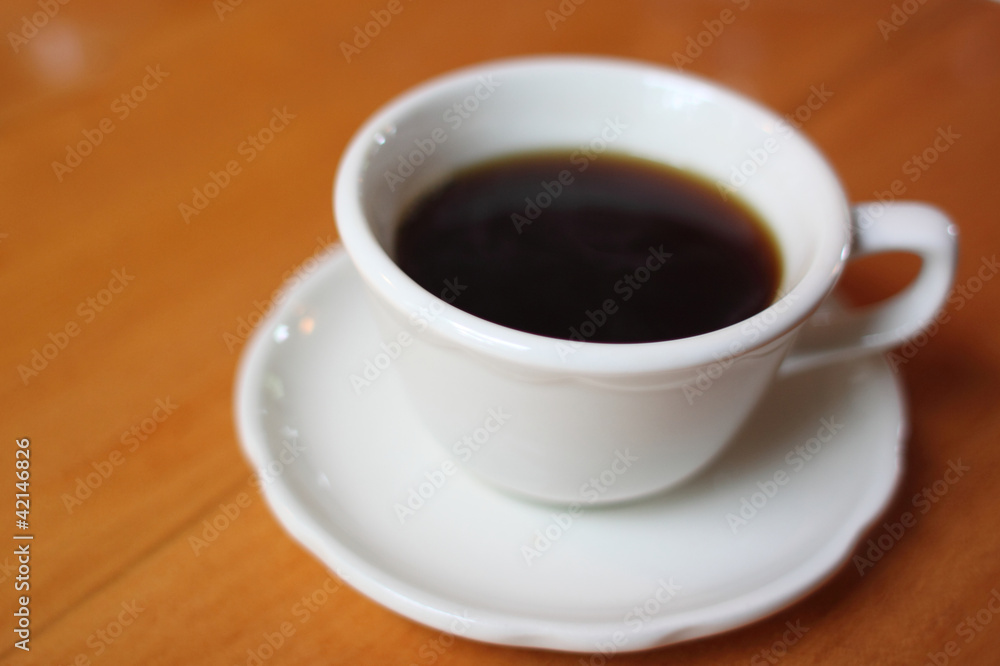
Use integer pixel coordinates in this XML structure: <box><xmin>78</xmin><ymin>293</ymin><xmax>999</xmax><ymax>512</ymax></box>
<box><xmin>2</xmin><ymin>0</ymin><xmax>998</xmax><ymax>663</ymax></box>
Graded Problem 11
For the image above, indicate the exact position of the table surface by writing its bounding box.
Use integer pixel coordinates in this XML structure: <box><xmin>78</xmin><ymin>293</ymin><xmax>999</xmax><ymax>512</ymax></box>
<box><xmin>3</xmin><ymin>0</ymin><xmax>1000</xmax><ymax>664</ymax></box>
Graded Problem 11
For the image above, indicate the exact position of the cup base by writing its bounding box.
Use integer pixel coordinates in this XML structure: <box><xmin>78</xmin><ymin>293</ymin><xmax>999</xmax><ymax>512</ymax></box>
<box><xmin>235</xmin><ymin>246</ymin><xmax>907</xmax><ymax>652</ymax></box>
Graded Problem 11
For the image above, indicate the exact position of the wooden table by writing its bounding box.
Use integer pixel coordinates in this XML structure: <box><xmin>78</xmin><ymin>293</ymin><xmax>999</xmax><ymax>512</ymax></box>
<box><xmin>3</xmin><ymin>0</ymin><xmax>999</xmax><ymax>663</ymax></box>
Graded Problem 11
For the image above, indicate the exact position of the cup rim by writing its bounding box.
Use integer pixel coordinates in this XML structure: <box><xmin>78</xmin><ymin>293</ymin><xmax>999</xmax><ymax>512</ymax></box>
<box><xmin>334</xmin><ymin>55</ymin><xmax>851</xmax><ymax>375</ymax></box>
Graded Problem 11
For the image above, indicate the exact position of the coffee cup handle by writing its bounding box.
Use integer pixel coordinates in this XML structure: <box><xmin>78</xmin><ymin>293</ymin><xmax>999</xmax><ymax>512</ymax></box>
<box><xmin>779</xmin><ymin>201</ymin><xmax>958</xmax><ymax>375</ymax></box>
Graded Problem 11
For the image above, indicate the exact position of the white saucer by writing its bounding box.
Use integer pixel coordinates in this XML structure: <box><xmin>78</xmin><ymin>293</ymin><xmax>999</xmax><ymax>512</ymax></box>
<box><xmin>235</xmin><ymin>248</ymin><xmax>906</xmax><ymax>653</ymax></box>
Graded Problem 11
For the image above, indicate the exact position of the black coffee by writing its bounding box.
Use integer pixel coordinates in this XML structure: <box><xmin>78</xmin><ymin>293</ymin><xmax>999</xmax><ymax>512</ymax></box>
<box><xmin>394</xmin><ymin>153</ymin><xmax>780</xmax><ymax>343</ymax></box>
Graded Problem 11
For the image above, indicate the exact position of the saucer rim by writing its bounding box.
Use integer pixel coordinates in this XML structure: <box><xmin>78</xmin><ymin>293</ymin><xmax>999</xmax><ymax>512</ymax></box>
<box><xmin>234</xmin><ymin>246</ymin><xmax>907</xmax><ymax>653</ymax></box>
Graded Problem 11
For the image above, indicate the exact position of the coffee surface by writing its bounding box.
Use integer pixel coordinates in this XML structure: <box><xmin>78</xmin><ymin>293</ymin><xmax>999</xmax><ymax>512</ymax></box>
<box><xmin>394</xmin><ymin>153</ymin><xmax>780</xmax><ymax>343</ymax></box>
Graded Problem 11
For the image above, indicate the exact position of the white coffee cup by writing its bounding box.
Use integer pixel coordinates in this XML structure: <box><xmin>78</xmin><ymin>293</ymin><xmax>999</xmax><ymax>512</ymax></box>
<box><xmin>334</xmin><ymin>56</ymin><xmax>957</xmax><ymax>505</ymax></box>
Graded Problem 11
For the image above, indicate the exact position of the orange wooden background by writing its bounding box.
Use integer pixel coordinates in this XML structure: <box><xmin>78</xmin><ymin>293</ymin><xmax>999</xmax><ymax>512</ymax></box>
<box><xmin>2</xmin><ymin>0</ymin><xmax>999</xmax><ymax>664</ymax></box>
